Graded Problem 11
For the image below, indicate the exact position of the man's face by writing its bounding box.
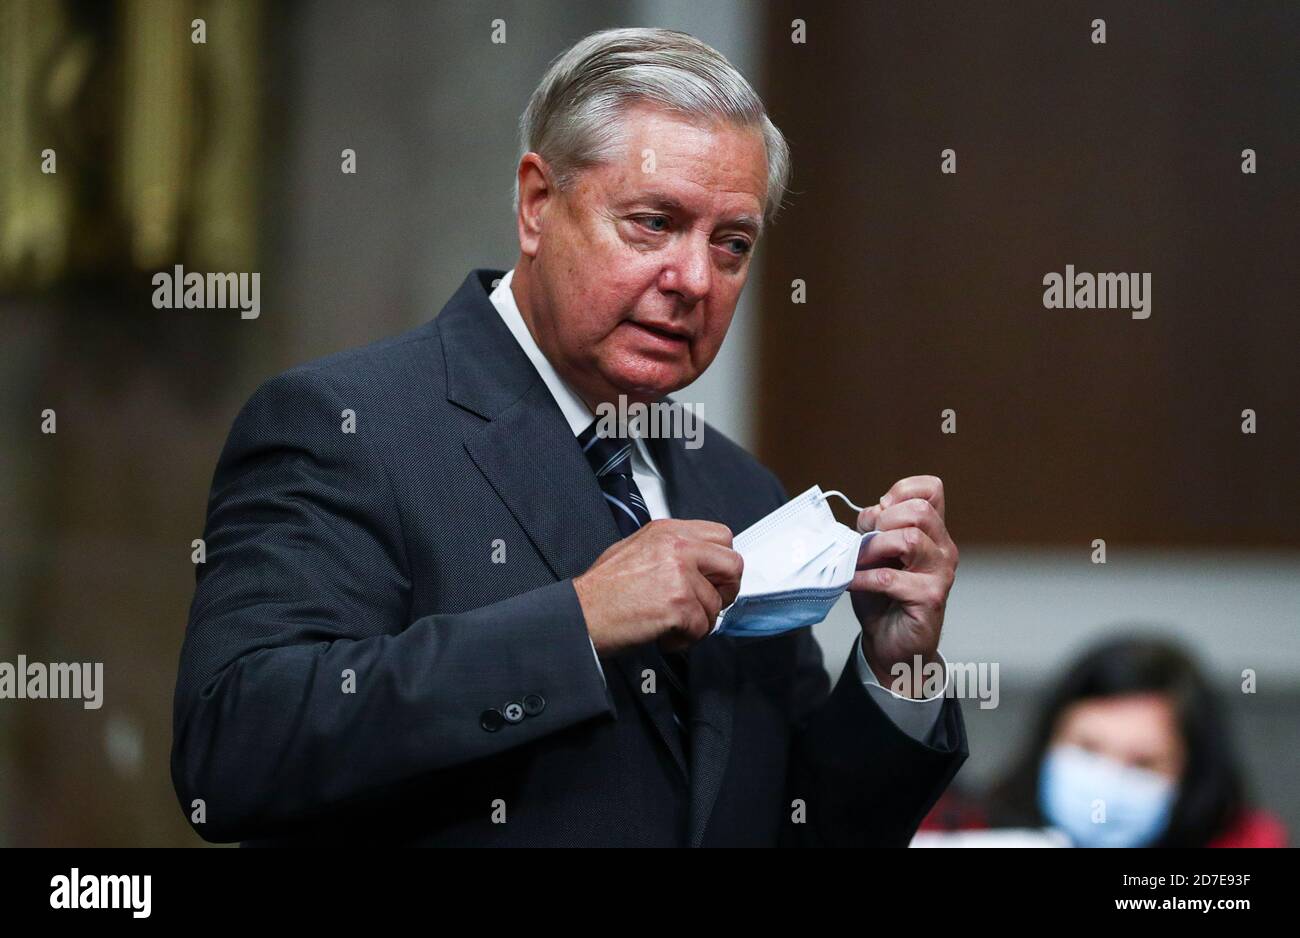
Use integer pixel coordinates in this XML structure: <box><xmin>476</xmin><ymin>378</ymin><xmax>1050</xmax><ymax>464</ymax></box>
<box><xmin>516</xmin><ymin>104</ymin><xmax>769</xmax><ymax>407</ymax></box>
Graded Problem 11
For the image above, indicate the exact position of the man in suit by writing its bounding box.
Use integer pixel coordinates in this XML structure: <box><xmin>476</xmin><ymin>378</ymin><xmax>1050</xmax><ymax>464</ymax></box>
<box><xmin>171</xmin><ymin>27</ymin><xmax>967</xmax><ymax>846</ymax></box>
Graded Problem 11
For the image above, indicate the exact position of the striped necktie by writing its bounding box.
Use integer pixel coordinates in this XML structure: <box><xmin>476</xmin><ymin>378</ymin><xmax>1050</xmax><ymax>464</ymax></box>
<box><xmin>577</xmin><ymin>419</ymin><xmax>691</xmax><ymax>744</ymax></box>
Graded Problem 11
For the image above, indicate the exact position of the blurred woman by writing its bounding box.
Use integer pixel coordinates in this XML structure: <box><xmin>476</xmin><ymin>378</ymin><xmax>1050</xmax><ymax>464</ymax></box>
<box><xmin>922</xmin><ymin>634</ymin><xmax>1286</xmax><ymax>847</ymax></box>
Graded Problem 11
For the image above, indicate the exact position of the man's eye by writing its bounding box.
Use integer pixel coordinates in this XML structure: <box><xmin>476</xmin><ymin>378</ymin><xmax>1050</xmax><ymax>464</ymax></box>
<box><xmin>636</xmin><ymin>215</ymin><xmax>670</xmax><ymax>232</ymax></box>
<box><xmin>723</xmin><ymin>238</ymin><xmax>752</xmax><ymax>256</ymax></box>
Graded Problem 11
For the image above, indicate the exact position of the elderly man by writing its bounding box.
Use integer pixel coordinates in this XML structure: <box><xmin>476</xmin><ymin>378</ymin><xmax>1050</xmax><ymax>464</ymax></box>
<box><xmin>172</xmin><ymin>27</ymin><xmax>966</xmax><ymax>847</ymax></box>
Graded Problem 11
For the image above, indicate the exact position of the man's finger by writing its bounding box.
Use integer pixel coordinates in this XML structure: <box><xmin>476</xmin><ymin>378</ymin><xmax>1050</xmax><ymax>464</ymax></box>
<box><xmin>848</xmin><ymin>566</ymin><xmax>946</xmax><ymax>610</ymax></box>
<box><xmin>878</xmin><ymin>475</ymin><xmax>945</xmax><ymax>519</ymax></box>
<box><xmin>661</xmin><ymin>519</ymin><xmax>734</xmax><ymax>546</ymax></box>
<box><xmin>688</xmin><ymin>572</ymin><xmax>724</xmax><ymax>636</ymax></box>
<box><xmin>658</xmin><ymin>572</ymin><xmax>720</xmax><ymax>650</ymax></box>
<box><xmin>856</xmin><ymin>503</ymin><xmax>881</xmax><ymax>532</ymax></box>
<box><xmin>691</xmin><ymin>542</ymin><xmax>744</xmax><ymax>605</ymax></box>
<box><xmin>856</xmin><ymin>526</ymin><xmax>940</xmax><ymax>572</ymax></box>
<box><xmin>872</xmin><ymin>497</ymin><xmax>949</xmax><ymax>546</ymax></box>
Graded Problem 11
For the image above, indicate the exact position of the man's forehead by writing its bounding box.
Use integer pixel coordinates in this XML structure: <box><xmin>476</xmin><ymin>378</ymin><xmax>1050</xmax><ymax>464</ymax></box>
<box><xmin>595</xmin><ymin>110</ymin><xmax>767</xmax><ymax>225</ymax></box>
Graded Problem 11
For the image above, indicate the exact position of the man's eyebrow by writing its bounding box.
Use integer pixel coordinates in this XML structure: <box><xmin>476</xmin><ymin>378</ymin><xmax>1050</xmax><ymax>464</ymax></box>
<box><xmin>619</xmin><ymin>193</ymin><xmax>763</xmax><ymax>237</ymax></box>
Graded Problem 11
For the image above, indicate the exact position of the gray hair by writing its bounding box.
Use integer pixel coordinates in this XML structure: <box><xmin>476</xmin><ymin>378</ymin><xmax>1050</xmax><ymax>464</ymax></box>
<box><xmin>515</xmin><ymin>27</ymin><xmax>790</xmax><ymax>227</ymax></box>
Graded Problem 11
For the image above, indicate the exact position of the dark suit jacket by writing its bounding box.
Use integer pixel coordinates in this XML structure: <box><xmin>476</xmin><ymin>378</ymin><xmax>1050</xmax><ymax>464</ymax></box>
<box><xmin>171</xmin><ymin>268</ymin><xmax>968</xmax><ymax>846</ymax></box>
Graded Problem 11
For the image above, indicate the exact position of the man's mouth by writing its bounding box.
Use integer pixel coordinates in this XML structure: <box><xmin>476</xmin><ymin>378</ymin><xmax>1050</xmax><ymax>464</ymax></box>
<box><xmin>627</xmin><ymin>320</ymin><xmax>691</xmax><ymax>347</ymax></box>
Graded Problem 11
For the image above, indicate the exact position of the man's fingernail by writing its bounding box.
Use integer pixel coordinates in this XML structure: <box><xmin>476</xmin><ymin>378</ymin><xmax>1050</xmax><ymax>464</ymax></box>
<box><xmin>879</xmin><ymin>494</ymin><xmax>892</xmax><ymax>508</ymax></box>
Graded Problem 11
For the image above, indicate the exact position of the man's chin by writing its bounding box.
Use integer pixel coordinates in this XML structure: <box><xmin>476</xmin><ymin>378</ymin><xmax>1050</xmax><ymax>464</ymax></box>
<box><xmin>605</xmin><ymin>365</ymin><xmax>695</xmax><ymax>403</ymax></box>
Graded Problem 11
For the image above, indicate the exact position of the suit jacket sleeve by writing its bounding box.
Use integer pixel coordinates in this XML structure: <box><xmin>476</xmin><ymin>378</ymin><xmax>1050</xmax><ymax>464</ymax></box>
<box><xmin>171</xmin><ymin>369</ymin><xmax>615</xmax><ymax>843</ymax></box>
<box><xmin>756</xmin><ymin>470</ymin><xmax>969</xmax><ymax>847</ymax></box>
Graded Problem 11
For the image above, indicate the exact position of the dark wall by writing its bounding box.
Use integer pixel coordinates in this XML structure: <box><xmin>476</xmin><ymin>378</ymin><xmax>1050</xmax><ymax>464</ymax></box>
<box><xmin>756</xmin><ymin>1</ymin><xmax>1299</xmax><ymax>547</ymax></box>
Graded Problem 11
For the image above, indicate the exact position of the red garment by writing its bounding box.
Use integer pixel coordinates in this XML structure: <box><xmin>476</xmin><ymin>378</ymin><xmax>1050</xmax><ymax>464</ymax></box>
<box><xmin>920</xmin><ymin>790</ymin><xmax>1288</xmax><ymax>847</ymax></box>
<box><xmin>1207</xmin><ymin>810</ymin><xmax>1288</xmax><ymax>848</ymax></box>
<box><xmin>919</xmin><ymin>790</ymin><xmax>988</xmax><ymax>832</ymax></box>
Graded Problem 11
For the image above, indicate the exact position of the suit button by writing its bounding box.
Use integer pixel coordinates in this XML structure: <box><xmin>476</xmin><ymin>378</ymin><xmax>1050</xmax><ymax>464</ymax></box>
<box><xmin>480</xmin><ymin>708</ymin><xmax>505</xmax><ymax>732</ymax></box>
<box><xmin>502</xmin><ymin>701</ymin><xmax>525</xmax><ymax>723</ymax></box>
<box><xmin>522</xmin><ymin>693</ymin><xmax>546</xmax><ymax>716</ymax></box>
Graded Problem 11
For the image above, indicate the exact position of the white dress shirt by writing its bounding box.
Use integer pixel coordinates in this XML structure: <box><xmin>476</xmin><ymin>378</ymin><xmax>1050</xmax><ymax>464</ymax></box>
<box><xmin>488</xmin><ymin>268</ymin><xmax>948</xmax><ymax>745</ymax></box>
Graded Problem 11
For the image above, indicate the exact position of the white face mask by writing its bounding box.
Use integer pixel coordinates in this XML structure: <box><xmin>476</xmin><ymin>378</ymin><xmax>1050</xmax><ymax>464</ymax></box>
<box><xmin>713</xmin><ymin>486</ymin><xmax>879</xmax><ymax>637</ymax></box>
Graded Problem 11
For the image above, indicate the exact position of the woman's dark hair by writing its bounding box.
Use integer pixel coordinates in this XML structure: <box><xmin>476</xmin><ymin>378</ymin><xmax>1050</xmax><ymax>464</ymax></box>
<box><xmin>985</xmin><ymin>631</ymin><xmax>1246</xmax><ymax>847</ymax></box>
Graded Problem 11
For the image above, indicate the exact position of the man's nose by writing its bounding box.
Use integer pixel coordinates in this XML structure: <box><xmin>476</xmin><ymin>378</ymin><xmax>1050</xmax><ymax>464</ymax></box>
<box><xmin>659</xmin><ymin>237</ymin><xmax>712</xmax><ymax>304</ymax></box>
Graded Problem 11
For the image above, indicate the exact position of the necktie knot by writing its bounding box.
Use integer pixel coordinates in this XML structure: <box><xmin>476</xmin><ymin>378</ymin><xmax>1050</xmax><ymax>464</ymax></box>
<box><xmin>578</xmin><ymin>420</ymin><xmax>634</xmax><ymax>479</ymax></box>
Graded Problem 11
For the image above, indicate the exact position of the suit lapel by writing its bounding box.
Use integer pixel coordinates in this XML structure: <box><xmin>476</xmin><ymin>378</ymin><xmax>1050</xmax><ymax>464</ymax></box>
<box><xmin>443</xmin><ymin>271</ymin><xmax>690</xmax><ymax>778</ymax></box>
<box><xmin>463</xmin><ymin>380</ymin><xmax>614</xmax><ymax>579</ymax></box>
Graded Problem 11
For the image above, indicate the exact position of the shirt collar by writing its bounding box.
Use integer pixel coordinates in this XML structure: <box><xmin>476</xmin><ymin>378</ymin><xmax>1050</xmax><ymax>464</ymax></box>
<box><xmin>489</xmin><ymin>268</ymin><xmax>663</xmax><ymax>480</ymax></box>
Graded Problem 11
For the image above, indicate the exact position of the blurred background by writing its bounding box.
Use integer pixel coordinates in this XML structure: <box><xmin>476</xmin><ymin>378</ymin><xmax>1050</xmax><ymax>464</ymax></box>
<box><xmin>1</xmin><ymin>0</ymin><xmax>1296</xmax><ymax>846</ymax></box>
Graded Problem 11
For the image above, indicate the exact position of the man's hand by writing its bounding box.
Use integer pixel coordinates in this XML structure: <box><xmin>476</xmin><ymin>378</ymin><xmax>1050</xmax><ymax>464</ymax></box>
<box><xmin>849</xmin><ymin>475</ymin><xmax>959</xmax><ymax>695</ymax></box>
<box><xmin>573</xmin><ymin>520</ymin><xmax>743</xmax><ymax>656</ymax></box>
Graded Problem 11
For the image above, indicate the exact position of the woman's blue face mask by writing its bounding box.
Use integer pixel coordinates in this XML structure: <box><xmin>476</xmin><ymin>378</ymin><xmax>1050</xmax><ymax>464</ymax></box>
<box><xmin>1038</xmin><ymin>744</ymin><xmax>1177</xmax><ymax>848</ymax></box>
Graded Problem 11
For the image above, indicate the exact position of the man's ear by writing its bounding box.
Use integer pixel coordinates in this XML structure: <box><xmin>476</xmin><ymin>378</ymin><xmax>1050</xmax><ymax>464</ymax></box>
<box><xmin>516</xmin><ymin>153</ymin><xmax>553</xmax><ymax>258</ymax></box>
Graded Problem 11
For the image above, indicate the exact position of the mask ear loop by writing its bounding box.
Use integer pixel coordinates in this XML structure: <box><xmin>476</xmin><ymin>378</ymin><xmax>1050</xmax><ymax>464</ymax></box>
<box><xmin>818</xmin><ymin>490</ymin><xmax>867</xmax><ymax>514</ymax></box>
